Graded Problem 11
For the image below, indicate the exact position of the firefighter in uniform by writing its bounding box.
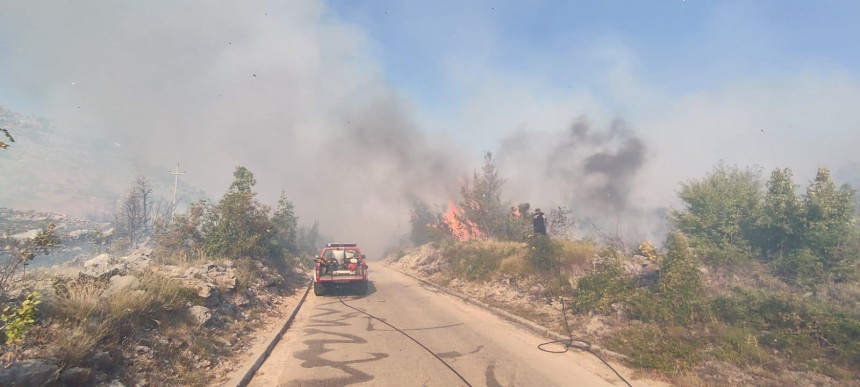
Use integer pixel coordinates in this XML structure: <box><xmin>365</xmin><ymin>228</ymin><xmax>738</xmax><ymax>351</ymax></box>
<box><xmin>533</xmin><ymin>208</ymin><xmax>547</xmax><ymax>235</ymax></box>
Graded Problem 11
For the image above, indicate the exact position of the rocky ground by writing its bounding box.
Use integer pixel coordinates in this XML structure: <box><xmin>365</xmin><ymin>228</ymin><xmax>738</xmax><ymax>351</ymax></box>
<box><xmin>1</xmin><ymin>208</ymin><xmax>114</xmax><ymax>268</ymax></box>
<box><xmin>0</xmin><ymin>208</ymin><xmax>309</xmax><ymax>386</ymax></box>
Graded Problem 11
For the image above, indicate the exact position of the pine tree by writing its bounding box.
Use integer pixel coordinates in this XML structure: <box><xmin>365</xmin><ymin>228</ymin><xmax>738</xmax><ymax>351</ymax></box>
<box><xmin>459</xmin><ymin>152</ymin><xmax>507</xmax><ymax>239</ymax></box>
<box><xmin>803</xmin><ymin>168</ymin><xmax>857</xmax><ymax>277</ymax></box>
<box><xmin>272</xmin><ymin>190</ymin><xmax>299</xmax><ymax>254</ymax></box>
<box><xmin>203</xmin><ymin>166</ymin><xmax>274</xmax><ymax>259</ymax></box>
<box><xmin>758</xmin><ymin>168</ymin><xmax>804</xmax><ymax>259</ymax></box>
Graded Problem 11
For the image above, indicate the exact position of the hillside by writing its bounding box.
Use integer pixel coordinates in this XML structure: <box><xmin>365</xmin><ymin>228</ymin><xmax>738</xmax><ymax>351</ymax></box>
<box><xmin>0</xmin><ymin>106</ymin><xmax>206</xmax><ymax>218</ymax></box>
<box><xmin>386</xmin><ymin>238</ymin><xmax>859</xmax><ymax>386</ymax></box>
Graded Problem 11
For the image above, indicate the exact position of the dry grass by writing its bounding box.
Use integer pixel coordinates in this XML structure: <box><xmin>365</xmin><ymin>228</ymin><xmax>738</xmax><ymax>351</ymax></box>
<box><xmin>444</xmin><ymin>239</ymin><xmax>526</xmax><ymax>281</ymax></box>
<box><xmin>45</xmin><ymin>277</ymin><xmax>106</xmax><ymax>321</ymax></box>
<box><xmin>499</xmin><ymin>254</ymin><xmax>533</xmax><ymax>276</ymax></box>
<box><xmin>50</xmin><ymin>319</ymin><xmax>114</xmax><ymax>366</ymax></box>
<box><xmin>555</xmin><ymin>239</ymin><xmax>598</xmax><ymax>276</ymax></box>
<box><xmin>41</xmin><ymin>271</ymin><xmax>191</xmax><ymax>368</ymax></box>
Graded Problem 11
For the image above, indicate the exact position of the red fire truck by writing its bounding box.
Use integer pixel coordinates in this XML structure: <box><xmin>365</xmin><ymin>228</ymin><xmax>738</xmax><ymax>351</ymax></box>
<box><xmin>313</xmin><ymin>243</ymin><xmax>368</xmax><ymax>295</ymax></box>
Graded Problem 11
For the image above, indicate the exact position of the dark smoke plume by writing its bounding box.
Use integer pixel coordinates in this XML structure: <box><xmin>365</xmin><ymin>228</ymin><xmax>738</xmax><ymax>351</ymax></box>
<box><xmin>500</xmin><ymin>117</ymin><xmax>647</xmax><ymax>215</ymax></box>
<box><xmin>493</xmin><ymin>116</ymin><xmax>665</xmax><ymax>244</ymax></box>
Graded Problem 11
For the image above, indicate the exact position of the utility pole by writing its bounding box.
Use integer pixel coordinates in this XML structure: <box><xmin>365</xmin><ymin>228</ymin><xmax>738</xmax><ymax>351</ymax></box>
<box><xmin>169</xmin><ymin>163</ymin><xmax>186</xmax><ymax>207</ymax></box>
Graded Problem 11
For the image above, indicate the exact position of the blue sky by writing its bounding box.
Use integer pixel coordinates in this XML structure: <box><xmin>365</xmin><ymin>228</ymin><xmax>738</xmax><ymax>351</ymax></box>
<box><xmin>319</xmin><ymin>0</ymin><xmax>860</xmax><ymax>199</ymax></box>
<box><xmin>327</xmin><ymin>0</ymin><xmax>859</xmax><ymax>117</ymax></box>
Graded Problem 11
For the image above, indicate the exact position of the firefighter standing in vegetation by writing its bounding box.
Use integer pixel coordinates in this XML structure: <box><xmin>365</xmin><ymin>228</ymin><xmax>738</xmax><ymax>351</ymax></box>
<box><xmin>533</xmin><ymin>208</ymin><xmax>547</xmax><ymax>235</ymax></box>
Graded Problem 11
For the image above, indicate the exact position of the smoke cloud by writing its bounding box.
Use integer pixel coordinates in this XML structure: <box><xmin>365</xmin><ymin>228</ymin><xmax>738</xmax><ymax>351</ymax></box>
<box><xmin>495</xmin><ymin>117</ymin><xmax>655</xmax><ymax>241</ymax></box>
<box><xmin>0</xmin><ymin>1</ymin><xmax>465</xmax><ymax>256</ymax></box>
<box><xmin>3</xmin><ymin>1</ymin><xmax>857</xmax><ymax>252</ymax></box>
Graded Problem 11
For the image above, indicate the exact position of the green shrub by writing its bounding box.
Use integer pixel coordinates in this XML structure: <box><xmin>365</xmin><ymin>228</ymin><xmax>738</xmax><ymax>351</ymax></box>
<box><xmin>608</xmin><ymin>323</ymin><xmax>702</xmax><ymax>371</ymax></box>
<box><xmin>773</xmin><ymin>248</ymin><xmax>823</xmax><ymax>287</ymax></box>
<box><xmin>525</xmin><ymin>235</ymin><xmax>556</xmax><ymax>272</ymax></box>
<box><xmin>444</xmin><ymin>240</ymin><xmax>523</xmax><ymax>281</ymax></box>
<box><xmin>572</xmin><ymin>249</ymin><xmax>633</xmax><ymax>314</ymax></box>
<box><xmin>711</xmin><ymin>325</ymin><xmax>770</xmax><ymax>366</ymax></box>
<box><xmin>1</xmin><ymin>292</ymin><xmax>40</xmax><ymax>344</ymax></box>
<box><xmin>655</xmin><ymin>232</ymin><xmax>710</xmax><ymax>324</ymax></box>
<box><xmin>712</xmin><ymin>288</ymin><xmax>860</xmax><ymax>373</ymax></box>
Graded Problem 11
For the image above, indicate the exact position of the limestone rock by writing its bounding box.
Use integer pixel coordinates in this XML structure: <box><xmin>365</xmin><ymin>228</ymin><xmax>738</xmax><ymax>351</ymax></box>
<box><xmin>85</xmin><ymin>253</ymin><xmax>115</xmax><ymax>268</ymax></box>
<box><xmin>188</xmin><ymin>305</ymin><xmax>212</xmax><ymax>326</ymax></box>
<box><xmin>103</xmin><ymin>275</ymin><xmax>140</xmax><ymax>297</ymax></box>
<box><xmin>198</xmin><ymin>284</ymin><xmax>214</xmax><ymax>298</ymax></box>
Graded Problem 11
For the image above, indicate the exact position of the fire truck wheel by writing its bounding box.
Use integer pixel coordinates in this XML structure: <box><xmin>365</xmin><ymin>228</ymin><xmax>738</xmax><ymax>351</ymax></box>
<box><xmin>313</xmin><ymin>282</ymin><xmax>326</xmax><ymax>296</ymax></box>
<box><xmin>357</xmin><ymin>280</ymin><xmax>368</xmax><ymax>294</ymax></box>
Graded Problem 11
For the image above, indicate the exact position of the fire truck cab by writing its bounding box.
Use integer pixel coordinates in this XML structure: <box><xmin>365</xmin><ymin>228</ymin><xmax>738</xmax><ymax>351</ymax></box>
<box><xmin>313</xmin><ymin>243</ymin><xmax>368</xmax><ymax>296</ymax></box>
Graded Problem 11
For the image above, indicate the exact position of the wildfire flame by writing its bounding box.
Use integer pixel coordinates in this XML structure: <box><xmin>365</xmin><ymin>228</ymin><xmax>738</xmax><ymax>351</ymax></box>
<box><xmin>443</xmin><ymin>201</ymin><xmax>481</xmax><ymax>241</ymax></box>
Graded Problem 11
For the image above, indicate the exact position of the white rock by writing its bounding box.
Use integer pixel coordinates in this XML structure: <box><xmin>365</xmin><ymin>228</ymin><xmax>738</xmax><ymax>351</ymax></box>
<box><xmin>67</xmin><ymin>229</ymin><xmax>89</xmax><ymax>239</ymax></box>
<box><xmin>11</xmin><ymin>229</ymin><xmax>40</xmax><ymax>241</ymax></box>
<box><xmin>188</xmin><ymin>305</ymin><xmax>212</xmax><ymax>325</ymax></box>
<box><xmin>84</xmin><ymin>253</ymin><xmax>115</xmax><ymax>267</ymax></box>
<box><xmin>198</xmin><ymin>284</ymin><xmax>214</xmax><ymax>298</ymax></box>
<box><xmin>104</xmin><ymin>275</ymin><xmax>140</xmax><ymax>297</ymax></box>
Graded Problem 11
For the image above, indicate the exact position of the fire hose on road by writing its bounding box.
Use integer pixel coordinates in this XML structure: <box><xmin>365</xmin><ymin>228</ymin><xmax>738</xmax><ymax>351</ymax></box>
<box><xmin>338</xmin><ymin>295</ymin><xmax>474</xmax><ymax>387</ymax></box>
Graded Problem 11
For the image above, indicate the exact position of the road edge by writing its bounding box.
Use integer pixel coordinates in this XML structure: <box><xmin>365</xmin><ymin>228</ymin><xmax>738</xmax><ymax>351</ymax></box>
<box><xmin>227</xmin><ymin>279</ymin><xmax>312</xmax><ymax>387</ymax></box>
<box><xmin>383</xmin><ymin>263</ymin><xmax>627</xmax><ymax>361</ymax></box>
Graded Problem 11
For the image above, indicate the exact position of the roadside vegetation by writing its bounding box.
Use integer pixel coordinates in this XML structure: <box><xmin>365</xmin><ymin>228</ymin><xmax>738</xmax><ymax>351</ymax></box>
<box><xmin>399</xmin><ymin>155</ymin><xmax>859</xmax><ymax>385</ymax></box>
<box><xmin>0</xmin><ymin>166</ymin><xmax>319</xmax><ymax>385</ymax></box>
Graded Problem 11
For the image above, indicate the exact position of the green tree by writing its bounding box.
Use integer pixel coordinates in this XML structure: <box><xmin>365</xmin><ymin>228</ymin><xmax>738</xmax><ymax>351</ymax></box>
<box><xmin>757</xmin><ymin>168</ymin><xmax>804</xmax><ymax>259</ymax></box>
<box><xmin>203</xmin><ymin>166</ymin><xmax>274</xmax><ymax>259</ymax></box>
<box><xmin>656</xmin><ymin>231</ymin><xmax>708</xmax><ymax>324</ymax></box>
<box><xmin>409</xmin><ymin>200</ymin><xmax>436</xmax><ymax>246</ymax></box>
<box><xmin>154</xmin><ymin>200</ymin><xmax>207</xmax><ymax>260</ymax></box>
<box><xmin>670</xmin><ymin>164</ymin><xmax>762</xmax><ymax>266</ymax></box>
<box><xmin>803</xmin><ymin>168</ymin><xmax>857</xmax><ymax>279</ymax></box>
<box><xmin>459</xmin><ymin>152</ymin><xmax>508</xmax><ymax>239</ymax></box>
<box><xmin>272</xmin><ymin>190</ymin><xmax>299</xmax><ymax>255</ymax></box>
<box><xmin>230</xmin><ymin>166</ymin><xmax>257</xmax><ymax>193</ymax></box>
<box><xmin>505</xmin><ymin>202</ymin><xmax>532</xmax><ymax>240</ymax></box>
<box><xmin>297</xmin><ymin>221</ymin><xmax>321</xmax><ymax>257</ymax></box>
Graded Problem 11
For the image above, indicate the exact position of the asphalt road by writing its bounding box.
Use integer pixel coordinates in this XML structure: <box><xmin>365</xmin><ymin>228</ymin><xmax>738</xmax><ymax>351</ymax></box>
<box><xmin>251</xmin><ymin>265</ymin><xmax>620</xmax><ymax>387</ymax></box>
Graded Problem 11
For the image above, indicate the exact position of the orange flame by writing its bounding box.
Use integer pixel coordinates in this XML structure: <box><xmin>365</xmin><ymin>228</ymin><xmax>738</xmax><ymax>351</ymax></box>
<box><xmin>443</xmin><ymin>201</ymin><xmax>481</xmax><ymax>241</ymax></box>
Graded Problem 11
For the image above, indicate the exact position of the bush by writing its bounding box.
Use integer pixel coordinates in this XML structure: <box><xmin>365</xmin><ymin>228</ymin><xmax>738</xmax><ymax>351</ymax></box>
<box><xmin>444</xmin><ymin>240</ymin><xmax>522</xmax><ymax>281</ymax></box>
<box><xmin>203</xmin><ymin>167</ymin><xmax>276</xmax><ymax>260</ymax></box>
<box><xmin>609</xmin><ymin>323</ymin><xmax>703</xmax><ymax>371</ymax></box>
<box><xmin>154</xmin><ymin>200</ymin><xmax>206</xmax><ymax>262</ymax></box>
<box><xmin>710</xmin><ymin>325</ymin><xmax>770</xmax><ymax>367</ymax></box>
<box><xmin>44</xmin><ymin>272</ymin><xmax>191</xmax><ymax>366</ymax></box>
<box><xmin>654</xmin><ymin>232</ymin><xmax>710</xmax><ymax>324</ymax></box>
<box><xmin>554</xmin><ymin>239</ymin><xmax>598</xmax><ymax>274</ymax></box>
<box><xmin>499</xmin><ymin>254</ymin><xmax>532</xmax><ymax>277</ymax></box>
<box><xmin>525</xmin><ymin>235</ymin><xmax>556</xmax><ymax>272</ymax></box>
<box><xmin>572</xmin><ymin>249</ymin><xmax>633</xmax><ymax>314</ymax></box>
<box><xmin>635</xmin><ymin>240</ymin><xmax>660</xmax><ymax>262</ymax></box>
<box><xmin>773</xmin><ymin>248</ymin><xmax>823</xmax><ymax>287</ymax></box>
<box><xmin>1</xmin><ymin>292</ymin><xmax>40</xmax><ymax>344</ymax></box>
<box><xmin>711</xmin><ymin>288</ymin><xmax>859</xmax><ymax>373</ymax></box>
